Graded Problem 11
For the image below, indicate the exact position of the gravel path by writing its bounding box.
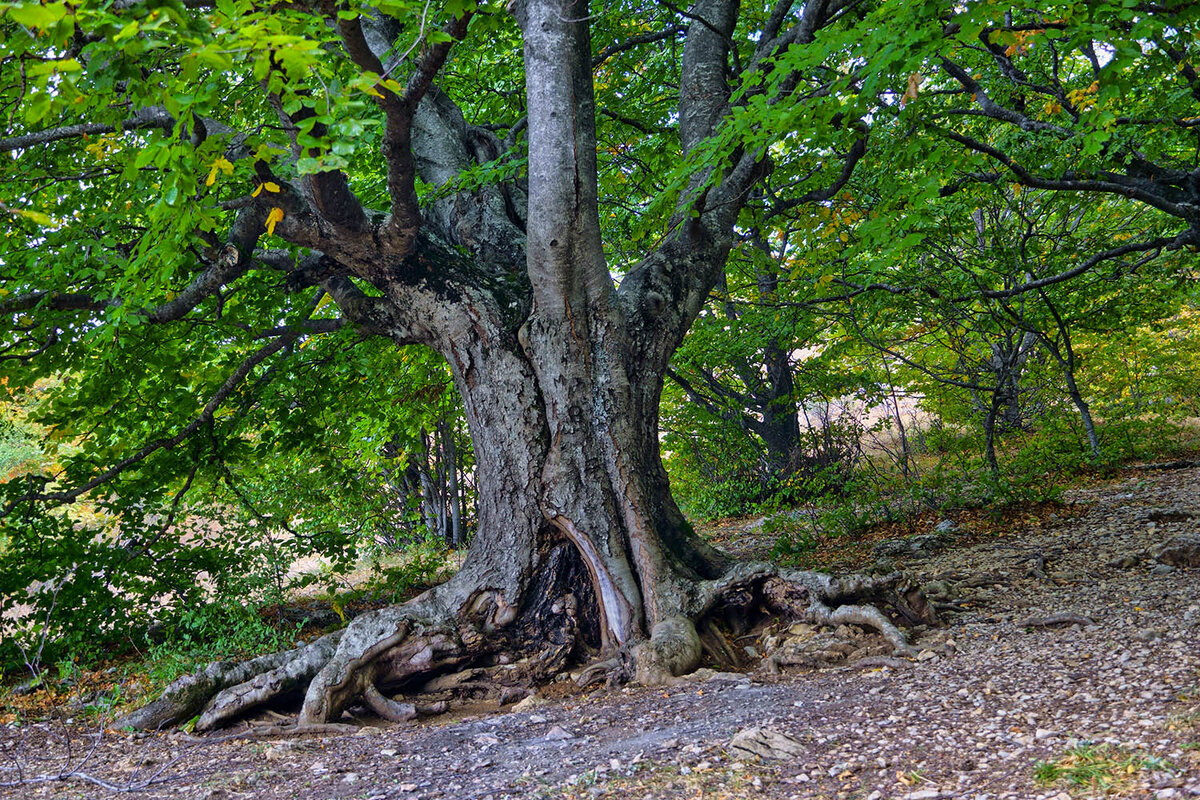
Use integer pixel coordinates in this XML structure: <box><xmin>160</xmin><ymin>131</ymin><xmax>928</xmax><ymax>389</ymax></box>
<box><xmin>2</xmin><ymin>467</ymin><xmax>1198</xmax><ymax>800</ymax></box>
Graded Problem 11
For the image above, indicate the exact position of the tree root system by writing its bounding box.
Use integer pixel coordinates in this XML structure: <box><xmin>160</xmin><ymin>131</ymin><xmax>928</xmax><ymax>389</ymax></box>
<box><xmin>118</xmin><ymin>563</ymin><xmax>935</xmax><ymax>733</ymax></box>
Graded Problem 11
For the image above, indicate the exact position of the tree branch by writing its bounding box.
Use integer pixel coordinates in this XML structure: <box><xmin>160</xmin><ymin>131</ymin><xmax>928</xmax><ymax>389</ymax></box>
<box><xmin>0</xmin><ymin>107</ymin><xmax>175</xmax><ymax>153</ymax></box>
<box><xmin>592</xmin><ymin>26</ymin><xmax>686</xmax><ymax>67</ymax></box>
<box><xmin>937</xmin><ymin>128</ymin><xmax>1200</xmax><ymax>225</ymax></box>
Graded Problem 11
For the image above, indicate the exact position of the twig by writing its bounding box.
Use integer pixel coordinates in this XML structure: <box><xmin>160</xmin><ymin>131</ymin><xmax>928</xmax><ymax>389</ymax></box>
<box><xmin>1013</xmin><ymin>613</ymin><xmax>1093</xmax><ymax>628</ymax></box>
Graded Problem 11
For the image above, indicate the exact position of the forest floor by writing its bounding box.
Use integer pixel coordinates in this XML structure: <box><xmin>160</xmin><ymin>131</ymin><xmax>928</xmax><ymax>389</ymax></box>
<box><xmin>2</xmin><ymin>465</ymin><xmax>1199</xmax><ymax>800</ymax></box>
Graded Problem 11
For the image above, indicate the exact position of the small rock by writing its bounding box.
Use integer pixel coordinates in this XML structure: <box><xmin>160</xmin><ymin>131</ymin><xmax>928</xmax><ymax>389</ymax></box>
<box><xmin>1035</xmin><ymin>728</ymin><xmax>1055</xmax><ymax>741</ymax></box>
<box><xmin>903</xmin><ymin>790</ymin><xmax>943</xmax><ymax>800</ymax></box>
<box><xmin>1152</xmin><ymin>564</ymin><xmax>1177</xmax><ymax>576</ymax></box>
<box><xmin>935</xmin><ymin>519</ymin><xmax>958</xmax><ymax>533</ymax></box>
<box><xmin>728</xmin><ymin>727</ymin><xmax>806</xmax><ymax>760</ymax></box>
<box><xmin>1134</xmin><ymin>628</ymin><xmax>1164</xmax><ymax>642</ymax></box>
<box><xmin>873</xmin><ymin>532</ymin><xmax>949</xmax><ymax>560</ymax></box>
<box><xmin>916</xmin><ymin>649</ymin><xmax>937</xmax><ymax>662</ymax></box>
<box><xmin>1156</xmin><ymin>534</ymin><xmax>1200</xmax><ymax>567</ymax></box>
<box><xmin>498</xmin><ymin>686</ymin><xmax>530</xmax><ymax>705</ymax></box>
<box><xmin>544</xmin><ymin>725</ymin><xmax>574</xmax><ymax>741</ymax></box>
<box><xmin>870</xmin><ymin>557</ymin><xmax>897</xmax><ymax>574</ymax></box>
<box><xmin>923</xmin><ymin>580</ymin><xmax>955</xmax><ymax>600</ymax></box>
<box><xmin>512</xmin><ymin>694</ymin><xmax>549</xmax><ymax>713</ymax></box>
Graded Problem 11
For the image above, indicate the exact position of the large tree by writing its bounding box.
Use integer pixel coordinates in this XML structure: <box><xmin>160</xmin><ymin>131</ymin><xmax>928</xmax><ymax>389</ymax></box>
<box><xmin>1</xmin><ymin>0</ymin><xmax>922</xmax><ymax>730</ymax></box>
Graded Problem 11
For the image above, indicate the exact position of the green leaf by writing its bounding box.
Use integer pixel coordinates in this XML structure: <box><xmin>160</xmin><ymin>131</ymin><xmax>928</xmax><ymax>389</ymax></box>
<box><xmin>5</xmin><ymin>1</ymin><xmax>67</xmax><ymax>29</ymax></box>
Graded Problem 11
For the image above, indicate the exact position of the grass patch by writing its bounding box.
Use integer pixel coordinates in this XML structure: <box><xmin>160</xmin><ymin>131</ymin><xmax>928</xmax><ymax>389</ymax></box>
<box><xmin>1033</xmin><ymin>743</ymin><xmax>1175</xmax><ymax>795</ymax></box>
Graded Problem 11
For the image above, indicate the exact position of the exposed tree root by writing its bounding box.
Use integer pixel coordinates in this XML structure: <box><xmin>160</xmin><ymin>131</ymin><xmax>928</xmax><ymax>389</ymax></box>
<box><xmin>116</xmin><ymin>632</ymin><xmax>344</xmax><ymax>731</ymax></box>
<box><xmin>122</xmin><ymin>559</ymin><xmax>934</xmax><ymax>733</ymax></box>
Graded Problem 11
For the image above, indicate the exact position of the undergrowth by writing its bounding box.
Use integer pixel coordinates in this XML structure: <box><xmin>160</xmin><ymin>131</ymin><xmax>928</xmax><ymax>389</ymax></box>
<box><xmin>748</xmin><ymin>415</ymin><xmax>1200</xmax><ymax>567</ymax></box>
<box><xmin>1033</xmin><ymin>743</ymin><xmax>1176</xmax><ymax>794</ymax></box>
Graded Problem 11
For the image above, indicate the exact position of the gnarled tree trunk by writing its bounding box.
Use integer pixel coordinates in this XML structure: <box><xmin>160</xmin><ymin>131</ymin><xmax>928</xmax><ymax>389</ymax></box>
<box><xmin>118</xmin><ymin>0</ymin><xmax>927</xmax><ymax>733</ymax></box>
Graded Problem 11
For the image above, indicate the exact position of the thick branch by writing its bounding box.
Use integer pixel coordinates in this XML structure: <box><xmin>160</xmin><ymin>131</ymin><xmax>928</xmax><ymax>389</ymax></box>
<box><xmin>518</xmin><ymin>0</ymin><xmax>611</xmax><ymax>313</ymax></box>
<box><xmin>678</xmin><ymin>0</ymin><xmax>741</xmax><ymax>155</ymax></box>
<box><xmin>373</xmin><ymin>11</ymin><xmax>474</xmax><ymax>246</ymax></box>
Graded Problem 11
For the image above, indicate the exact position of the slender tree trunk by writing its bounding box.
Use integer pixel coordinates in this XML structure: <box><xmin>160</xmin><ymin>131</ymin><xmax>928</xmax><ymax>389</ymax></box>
<box><xmin>1035</xmin><ymin>291</ymin><xmax>1101</xmax><ymax>459</ymax></box>
<box><xmin>983</xmin><ymin>394</ymin><xmax>1001</xmax><ymax>476</ymax></box>
<box><xmin>441</xmin><ymin>420</ymin><xmax>463</xmax><ymax>547</ymax></box>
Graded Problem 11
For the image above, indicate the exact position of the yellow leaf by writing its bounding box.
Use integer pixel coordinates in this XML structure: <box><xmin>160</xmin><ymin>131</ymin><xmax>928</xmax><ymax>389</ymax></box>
<box><xmin>265</xmin><ymin>206</ymin><xmax>284</xmax><ymax>236</ymax></box>
<box><xmin>314</xmin><ymin>292</ymin><xmax>333</xmax><ymax>312</ymax></box>
<box><xmin>251</xmin><ymin>183</ymin><xmax>263</xmax><ymax>197</ymax></box>
<box><xmin>264</xmin><ymin>181</ymin><xmax>280</xmax><ymax>193</ymax></box>
<box><xmin>205</xmin><ymin>157</ymin><xmax>234</xmax><ymax>187</ymax></box>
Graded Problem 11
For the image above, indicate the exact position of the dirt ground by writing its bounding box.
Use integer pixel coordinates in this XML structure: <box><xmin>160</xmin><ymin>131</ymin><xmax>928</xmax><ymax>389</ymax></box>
<box><xmin>2</xmin><ymin>466</ymin><xmax>1198</xmax><ymax>800</ymax></box>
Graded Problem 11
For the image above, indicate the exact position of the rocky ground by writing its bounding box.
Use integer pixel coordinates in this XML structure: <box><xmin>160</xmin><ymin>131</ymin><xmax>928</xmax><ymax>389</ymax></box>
<box><xmin>2</xmin><ymin>466</ymin><xmax>1198</xmax><ymax>800</ymax></box>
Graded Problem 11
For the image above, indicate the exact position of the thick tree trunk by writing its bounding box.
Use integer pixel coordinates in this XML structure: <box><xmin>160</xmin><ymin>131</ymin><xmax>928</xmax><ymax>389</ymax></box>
<box><xmin>118</xmin><ymin>300</ymin><xmax>927</xmax><ymax>733</ymax></box>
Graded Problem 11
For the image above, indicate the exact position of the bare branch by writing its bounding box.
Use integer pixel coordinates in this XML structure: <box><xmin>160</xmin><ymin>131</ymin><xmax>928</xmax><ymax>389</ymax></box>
<box><xmin>769</xmin><ymin>133</ymin><xmax>868</xmax><ymax>214</ymax></box>
<box><xmin>592</xmin><ymin>26</ymin><xmax>686</xmax><ymax>67</ymax></box>
<box><xmin>938</xmin><ymin>128</ymin><xmax>1200</xmax><ymax>225</ymax></box>
<box><xmin>971</xmin><ymin>234</ymin><xmax>1183</xmax><ymax>300</ymax></box>
<box><xmin>0</xmin><ymin>107</ymin><xmax>175</xmax><ymax>153</ymax></box>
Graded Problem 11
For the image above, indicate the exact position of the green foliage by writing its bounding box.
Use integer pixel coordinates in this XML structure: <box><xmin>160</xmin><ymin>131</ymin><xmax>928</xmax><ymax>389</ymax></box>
<box><xmin>358</xmin><ymin>537</ymin><xmax>452</xmax><ymax>603</ymax></box>
<box><xmin>143</xmin><ymin>601</ymin><xmax>299</xmax><ymax>689</ymax></box>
